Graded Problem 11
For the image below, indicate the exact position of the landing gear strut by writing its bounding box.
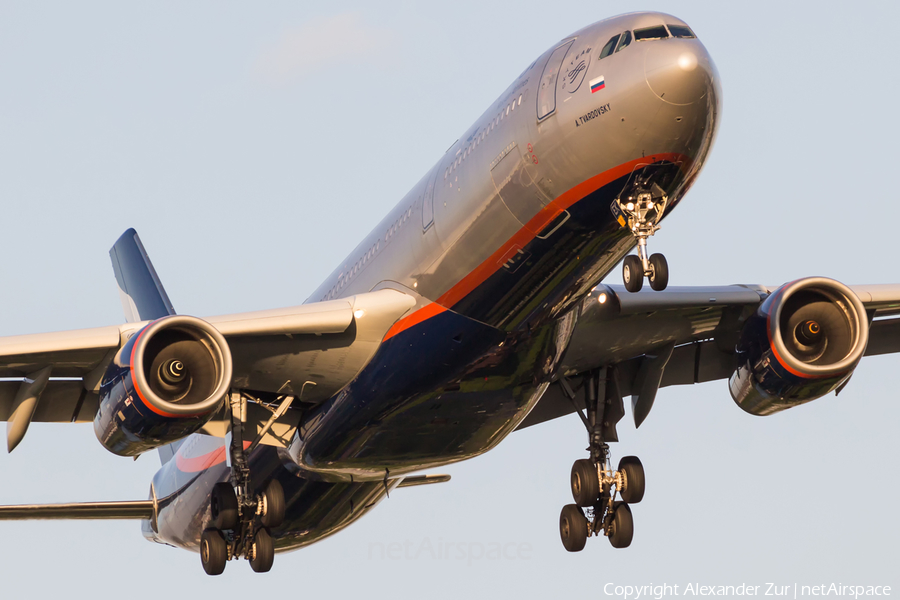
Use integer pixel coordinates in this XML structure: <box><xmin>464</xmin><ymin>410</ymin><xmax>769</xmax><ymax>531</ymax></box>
<box><xmin>614</xmin><ymin>183</ymin><xmax>669</xmax><ymax>292</ymax></box>
<box><xmin>557</xmin><ymin>367</ymin><xmax>646</xmax><ymax>552</ymax></box>
<box><xmin>201</xmin><ymin>392</ymin><xmax>286</xmax><ymax>576</ymax></box>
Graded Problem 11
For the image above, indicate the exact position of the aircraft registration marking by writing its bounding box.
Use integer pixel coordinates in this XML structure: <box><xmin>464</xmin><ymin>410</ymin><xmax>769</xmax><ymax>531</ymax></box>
<box><xmin>575</xmin><ymin>103</ymin><xmax>611</xmax><ymax>127</ymax></box>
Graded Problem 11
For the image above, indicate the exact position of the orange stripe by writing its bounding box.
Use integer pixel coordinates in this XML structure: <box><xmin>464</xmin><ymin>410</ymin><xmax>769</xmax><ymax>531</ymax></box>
<box><xmin>175</xmin><ymin>440</ymin><xmax>252</xmax><ymax>473</ymax></box>
<box><xmin>436</xmin><ymin>153</ymin><xmax>689</xmax><ymax>309</ymax></box>
<box><xmin>381</xmin><ymin>153</ymin><xmax>690</xmax><ymax>342</ymax></box>
<box><xmin>383</xmin><ymin>302</ymin><xmax>447</xmax><ymax>342</ymax></box>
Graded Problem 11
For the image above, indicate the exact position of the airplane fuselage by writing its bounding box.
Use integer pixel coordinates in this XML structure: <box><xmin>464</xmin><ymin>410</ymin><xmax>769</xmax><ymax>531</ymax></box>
<box><xmin>147</xmin><ymin>11</ymin><xmax>720</xmax><ymax>554</ymax></box>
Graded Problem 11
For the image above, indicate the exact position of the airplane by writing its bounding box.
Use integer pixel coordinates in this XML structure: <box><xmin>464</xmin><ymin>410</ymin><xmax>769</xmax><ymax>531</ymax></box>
<box><xmin>2</xmin><ymin>10</ymin><xmax>898</xmax><ymax>575</ymax></box>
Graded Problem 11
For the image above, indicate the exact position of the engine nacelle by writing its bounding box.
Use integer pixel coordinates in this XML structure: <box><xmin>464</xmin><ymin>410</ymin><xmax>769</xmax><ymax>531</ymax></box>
<box><xmin>94</xmin><ymin>315</ymin><xmax>232</xmax><ymax>456</ymax></box>
<box><xmin>730</xmin><ymin>277</ymin><xmax>868</xmax><ymax>416</ymax></box>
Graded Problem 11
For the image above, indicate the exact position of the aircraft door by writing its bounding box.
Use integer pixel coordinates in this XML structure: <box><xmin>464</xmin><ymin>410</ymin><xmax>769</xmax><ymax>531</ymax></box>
<box><xmin>422</xmin><ymin>163</ymin><xmax>441</xmax><ymax>230</ymax></box>
<box><xmin>536</xmin><ymin>39</ymin><xmax>574</xmax><ymax>121</ymax></box>
<box><xmin>491</xmin><ymin>142</ymin><xmax>549</xmax><ymax>231</ymax></box>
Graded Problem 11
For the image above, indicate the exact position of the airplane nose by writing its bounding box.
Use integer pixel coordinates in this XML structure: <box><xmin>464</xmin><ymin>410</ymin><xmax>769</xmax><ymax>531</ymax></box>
<box><xmin>644</xmin><ymin>40</ymin><xmax>716</xmax><ymax>105</ymax></box>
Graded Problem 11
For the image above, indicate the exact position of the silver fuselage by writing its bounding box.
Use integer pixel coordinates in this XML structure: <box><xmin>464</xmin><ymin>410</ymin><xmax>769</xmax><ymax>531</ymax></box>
<box><xmin>148</xmin><ymin>11</ymin><xmax>721</xmax><ymax>553</ymax></box>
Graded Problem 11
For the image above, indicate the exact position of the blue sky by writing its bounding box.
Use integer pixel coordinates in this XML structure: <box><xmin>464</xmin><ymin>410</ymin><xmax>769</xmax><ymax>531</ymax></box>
<box><xmin>0</xmin><ymin>1</ymin><xmax>897</xmax><ymax>596</ymax></box>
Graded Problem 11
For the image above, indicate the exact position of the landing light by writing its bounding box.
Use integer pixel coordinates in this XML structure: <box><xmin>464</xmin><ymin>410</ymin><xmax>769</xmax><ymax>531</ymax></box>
<box><xmin>354</xmin><ymin>309</ymin><xmax>366</xmax><ymax>319</ymax></box>
<box><xmin>598</xmin><ymin>293</ymin><xmax>608</xmax><ymax>304</ymax></box>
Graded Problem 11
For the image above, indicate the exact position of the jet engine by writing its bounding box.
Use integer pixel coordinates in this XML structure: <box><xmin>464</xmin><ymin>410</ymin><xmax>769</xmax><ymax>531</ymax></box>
<box><xmin>94</xmin><ymin>315</ymin><xmax>232</xmax><ymax>456</ymax></box>
<box><xmin>730</xmin><ymin>277</ymin><xmax>868</xmax><ymax>416</ymax></box>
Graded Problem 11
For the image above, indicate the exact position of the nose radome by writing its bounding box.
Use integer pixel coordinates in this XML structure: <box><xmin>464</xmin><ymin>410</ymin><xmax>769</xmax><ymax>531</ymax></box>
<box><xmin>644</xmin><ymin>39</ymin><xmax>716</xmax><ymax>105</ymax></box>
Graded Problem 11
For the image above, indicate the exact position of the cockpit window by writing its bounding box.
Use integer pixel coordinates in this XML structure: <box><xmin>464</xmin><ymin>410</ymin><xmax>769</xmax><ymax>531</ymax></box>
<box><xmin>667</xmin><ymin>25</ymin><xmax>695</xmax><ymax>39</ymax></box>
<box><xmin>598</xmin><ymin>34</ymin><xmax>620</xmax><ymax>59</ymax></box>
<box><xmin>634</xmin><ymin>26</ymin><xmax>670</xmax><ymax>41</ymax></box>
<box><xmin>615</xmin><ymin>31</ymin><xmax>632</xmax><ymax>53</ymax></box>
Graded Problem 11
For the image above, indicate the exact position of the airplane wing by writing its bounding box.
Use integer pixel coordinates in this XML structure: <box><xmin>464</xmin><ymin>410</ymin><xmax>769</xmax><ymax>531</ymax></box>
<box><xmin>518</xmin><ymin>282</ymin><xmax>900</xmax><ymax>431</ymax></box>
<box><xmin>0</xmin><ymin>288</ymin><xmax>416</xmax><ymax>452</ymax></box>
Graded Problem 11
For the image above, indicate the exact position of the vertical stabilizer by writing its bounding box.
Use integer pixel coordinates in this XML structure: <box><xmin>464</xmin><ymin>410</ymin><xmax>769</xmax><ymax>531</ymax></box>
<box><xmin>109</xmin><ymin>228</ymin><xmax>175</xmax><ymax>323</ymax></box>
<box><xmin>109</xmin><ymin>228</ymin><xmax>182</xmax><ymax>464</ymax></box>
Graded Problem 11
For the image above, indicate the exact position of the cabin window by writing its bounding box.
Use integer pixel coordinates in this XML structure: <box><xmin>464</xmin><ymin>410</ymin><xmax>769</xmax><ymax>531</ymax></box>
<box><xmin>668</xmin><ymin>25</ymin><xmax>695</xmax><ymax>38</ymax></box>
<box><xmin>634</xmin><ymin>25</ymin><xmax>669</xmax><ymax>41</ymax></box>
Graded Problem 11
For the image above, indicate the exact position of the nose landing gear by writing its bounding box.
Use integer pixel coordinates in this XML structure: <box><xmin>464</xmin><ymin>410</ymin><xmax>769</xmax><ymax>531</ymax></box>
<box><xmin>613</xmin><ymin>184</ymin><xmax>669</xmax><ymax>292</ymax></box>
<box><xmin>200</xmin><ymin>392</ymin><xmax>287</xmax><ymax>576</ymax></box>
<box><xmin>557</xmin><ymin>367</ymin><xmax>646</xmax><ymax>552</ymax></box>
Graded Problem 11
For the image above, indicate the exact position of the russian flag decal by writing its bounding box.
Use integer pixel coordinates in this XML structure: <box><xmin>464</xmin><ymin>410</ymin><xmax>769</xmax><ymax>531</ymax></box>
<box><xmin>589</xmin><ymin>76</ymin><xmax>606</xmax><ymax>93</ymax></box>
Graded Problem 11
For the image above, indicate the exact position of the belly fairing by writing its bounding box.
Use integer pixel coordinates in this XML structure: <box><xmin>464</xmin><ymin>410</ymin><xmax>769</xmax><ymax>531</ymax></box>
<box><xmin>288</xmin><ymin>304</ymin><xmax>576</xmax><ymax>481</ymax></box>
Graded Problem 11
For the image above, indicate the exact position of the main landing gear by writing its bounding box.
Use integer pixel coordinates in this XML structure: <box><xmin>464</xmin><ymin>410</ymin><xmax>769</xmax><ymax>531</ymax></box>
<box><xmin>200</xmin><ymin>392</ymin><xmax>286</xmax><ymax>576</ymax></box>
<box><xmin>557</xmin><ymin>367</ymin><xmax>646</xmax><ymax>552</ymax></box>
<box><xmin>614</xmin><ymin>183</ymin><xmax>669</xmax><ymax>293</ymax></box>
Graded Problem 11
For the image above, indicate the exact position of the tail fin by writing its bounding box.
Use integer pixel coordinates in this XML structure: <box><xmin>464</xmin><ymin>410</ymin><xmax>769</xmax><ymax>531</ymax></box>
<box><xmin>110</xmin><ymin>228</ymin><xmax>176</xmax><ymax>323</ymax></box>
<box><xmin>109</xmin><ymin>229</ymin><xmax>181</xmax><ymax>464</ymax></box>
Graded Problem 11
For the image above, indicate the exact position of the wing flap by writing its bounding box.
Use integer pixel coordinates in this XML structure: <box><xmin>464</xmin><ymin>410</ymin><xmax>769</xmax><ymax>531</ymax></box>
<box><xmin>865</xmin><ymin>317</ymin><xmax>900</xmax><ymax>356</ymax></box>
<box><xmin>0</xmin><ymin>381</ymin><xmax>98</xmax><ymax>423</ymax></box>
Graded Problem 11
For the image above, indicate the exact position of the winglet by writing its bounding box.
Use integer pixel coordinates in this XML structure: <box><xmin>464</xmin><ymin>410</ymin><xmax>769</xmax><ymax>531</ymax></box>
<box><xmin>109</xmin><ymin>228</ymin><xmax>176</xmax><ymax>323</ymax></box>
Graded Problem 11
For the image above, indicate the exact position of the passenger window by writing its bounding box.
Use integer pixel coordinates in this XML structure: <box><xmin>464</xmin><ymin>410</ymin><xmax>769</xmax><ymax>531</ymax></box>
<box><xmin>668</xmin><ymin>25</ymin><xmax>695</xmax><ymax>38</ymax></box>
<box><xmin>615</xmin><ymin>31</ymin><xmax>632</xmax><ymax>53</ymax></box>
<box><xmin>599</xmin><ymin>34</ymin><xmax>620</xmax><ymax>59</ymax></box>
<box><xmin>634</xmin><ymin>26</ymin><xmax>669</xmax><ymax>41</ymax></box>
<box><xmin>537</xmin><ymin>39</ymin><xmax>574</xmax><ymax>121</ymax></box>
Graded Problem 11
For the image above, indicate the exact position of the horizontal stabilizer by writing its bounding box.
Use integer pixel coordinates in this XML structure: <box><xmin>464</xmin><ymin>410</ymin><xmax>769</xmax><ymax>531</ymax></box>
<box><xmin>0</xmin><ymin>500</ymin><xmax>154</xmax><ymax>520</ymax></box>
<box><xmin>397</xmin><ymin>474</ymin><xmax>451</xmax><ymax>488</ymax></box>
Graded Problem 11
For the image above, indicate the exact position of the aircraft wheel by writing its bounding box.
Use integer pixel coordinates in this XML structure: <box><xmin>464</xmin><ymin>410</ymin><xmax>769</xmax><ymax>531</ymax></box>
<box><xmin>260</xmin><ymin>480</ymin><xmax>285</xmax><ymax>528</ymax></box>
<box><xmin>211</xmin><ymin>482</ymin><xmax>239</xmax><ymax>530</ymax></box>
<box><xmin>200</xmin><ymin>529</ymin><xmax>227</xmax><ymax>576</ymax></box>
<box><xmin>618</xmin><ymin>456</ymin><xmax>645</xmax><ymax>504</ymax></box>
<box><xmin>249</xmin><ymin>528</ymin><xmax>275</xmax><ymax>573</ymax></box>
<box><xmin>608</xmin><ymin>502</ymin><xmax>634</xmax><ymax>549</ymax></box>
<box><xmin>559</xmin><ymin>504</ymin><xmax>588</xmax><ymax>552</ymax></box>
<box><xmin>648</xmin><ymin>254</ymin><xmax>668</xmax><ymax>291</ymax></box>
<box><xmin>570</xmin><ymin>459</ymin><xmax>600</xmax><ymax>507</ymax></box>
<box><xmin>623</xmin><ymin>255</ymin><xmax>644</xmax><ymax>293</ymax></box>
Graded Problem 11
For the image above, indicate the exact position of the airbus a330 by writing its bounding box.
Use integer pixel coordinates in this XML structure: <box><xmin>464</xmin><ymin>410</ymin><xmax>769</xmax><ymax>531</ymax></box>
<box><xmin>3</xmin><ymin>11</ymin><xmax>898</xmax><ymax>575</ymax></box>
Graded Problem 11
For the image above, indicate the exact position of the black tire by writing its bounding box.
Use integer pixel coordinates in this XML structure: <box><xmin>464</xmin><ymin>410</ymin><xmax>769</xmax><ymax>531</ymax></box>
<box><xmin>648</xmin><ymin>253</ymin><xmax>668</xmax><ymax>291</ymax></box>
<box><xmin>618</xmin><ymin>456</ymin><xmax>645</xmax><ymax>504</ymax></box>
<box><xmin>623</xmin><ymin>255</ymin><xmax>644</xmax><ymax>293</ymax></box>
<box><xmin>608</xmin><ymin>502</ymin><xmax>634</xmax><ymax>549</ymax></box>
<box><xmin>570</xmin><ymin>459</ymin><xmax>600</xmax><ymax>507</ymax></box>
<box><xmin>559</xmin><ymin>504</ymin><xmax>588</xmax><ymax>552</ymax></box>
<box><xmin>249</xmin><ymin>528</ymin><xmax>275</xmax><ymax>573</ymax></box>
<box><xmin>211</xmin><ymin>482</ymin><xmax>239</xmax><ymax>530</ymax></box>
<box><xmin>260</xmin><ymin>479</ymin><xmax>285</xmax><ymax>528</ymax></box>
<box><xmin>200</xmin><ymin>529</ymin><xmax>227</xmax><ymax>576</ymax></box>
